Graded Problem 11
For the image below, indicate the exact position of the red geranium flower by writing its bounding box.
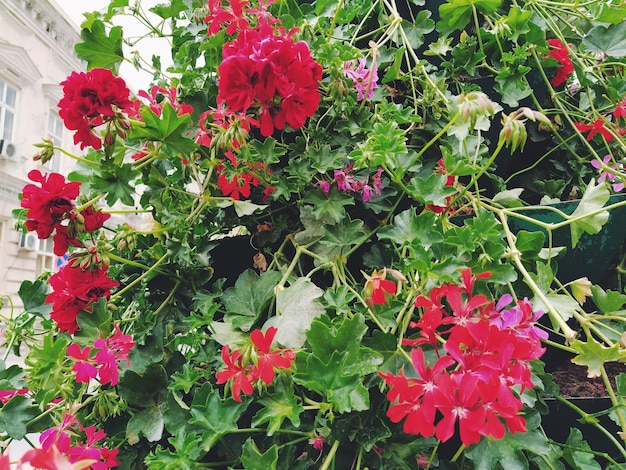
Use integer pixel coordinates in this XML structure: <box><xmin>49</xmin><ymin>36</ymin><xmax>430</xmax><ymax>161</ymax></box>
<box><xmin>46</xmin><ymin>265</ymin><xmax>119</xmax><ymax>334</ymax></box>
<box><xmin>21</xmin><ymin>170</ymin><xmax>80</xmax><ymax>240</ymax></box>
<box><xmin>217</xmin><ymin>22</ymin><xmax>321</xmax><ymax>136</ymax></box>
<box><xmin>250</xmin><ymin>327</ymin><xmax>295</xmax><ymax>385</ymax></box>
<box><xmin>574</xmin><ymin>119</ymin><xmax>614</xmax><ymax>142</ymax></box>
<box><xmin>58</xmin><ymin>68</ymin><xmax>133</xmax><ymax>150</ymax></box>
<box><xmin>547</xmin><ymin>38</ymin><xmax>574</xmax><ymax>87</ymax></box>
<box><xmin>216</xmin><ymin>345</ymin><xmax>257</xmax><ymax>402</ymax></box>
<box><xmin>364</xmin><ymin>270</ymin><xmax>398</xmax><ymax>307</ymax></box>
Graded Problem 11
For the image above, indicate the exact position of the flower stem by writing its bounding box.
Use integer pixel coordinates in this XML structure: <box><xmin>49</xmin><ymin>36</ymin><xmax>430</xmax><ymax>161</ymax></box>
<box><xmin>319</xmin><ymin>440</ymin><xmax>340</xmax><ymax>470</ymax></box>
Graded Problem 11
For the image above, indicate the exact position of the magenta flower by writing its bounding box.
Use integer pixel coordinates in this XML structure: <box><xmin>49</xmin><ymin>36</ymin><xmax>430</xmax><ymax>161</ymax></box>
<box><xmin>591</xmin><ymin>155</ymin><xmax>624</xmax><ymax>192</ymax></box>
<box><xmin>67</xmin><ymin>343</ymin><xmax>98</xmax><ymax>383</ymax></box>
<box><xmin>344</xmin><ymin>58</ymin><xmax>378</xmax><ymax>100</ymax></box>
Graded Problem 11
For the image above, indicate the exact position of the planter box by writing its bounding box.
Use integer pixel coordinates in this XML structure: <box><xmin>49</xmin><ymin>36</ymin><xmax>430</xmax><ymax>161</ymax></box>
<box><xmin>507</xmin><ymin>193</ymin><xmax>626</xmax><ymax>284</ymax></box>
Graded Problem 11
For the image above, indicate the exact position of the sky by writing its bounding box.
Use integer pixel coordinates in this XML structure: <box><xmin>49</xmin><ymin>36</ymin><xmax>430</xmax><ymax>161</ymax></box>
<box><xmin>54</xmin><ymin>0</ymin><xmax>172</xmax><ymax>91</ymax></box>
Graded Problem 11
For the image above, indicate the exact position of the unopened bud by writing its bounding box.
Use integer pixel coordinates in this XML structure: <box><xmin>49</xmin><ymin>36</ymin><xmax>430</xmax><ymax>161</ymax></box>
<box><xmin>104</xmin><ymin>131</ymin><xmax>115</xmax><ymax>147</ymax></box>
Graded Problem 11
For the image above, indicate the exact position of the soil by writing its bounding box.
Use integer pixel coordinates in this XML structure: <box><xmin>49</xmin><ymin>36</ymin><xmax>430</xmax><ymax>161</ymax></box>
<box><xmin>549</xmin><ymin>361</ymin><xmax>626</xmax><ymax>398</ymax></box>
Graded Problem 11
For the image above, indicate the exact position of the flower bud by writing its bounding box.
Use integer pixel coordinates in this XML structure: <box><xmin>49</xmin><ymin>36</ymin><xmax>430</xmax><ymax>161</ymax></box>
<box><xmin>569</xmin><ymin>277</ymin><xmax>592</xmax><ymax>305</ymax></box>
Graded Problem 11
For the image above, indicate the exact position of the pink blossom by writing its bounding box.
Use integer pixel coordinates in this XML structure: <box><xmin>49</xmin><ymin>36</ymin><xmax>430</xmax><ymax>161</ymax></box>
<box><xmin>344</xmin><ymin>58</ymin><xmax>379</xmax><ymax>100</ymax></box>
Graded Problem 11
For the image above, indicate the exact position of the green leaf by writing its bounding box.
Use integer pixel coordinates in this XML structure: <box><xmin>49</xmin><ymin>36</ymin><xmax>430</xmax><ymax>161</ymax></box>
<box><xmin>439</xmin><ymin>0</ymin><xmax>502</xmax><ymax>34</ymax></box>
<box><xmin>571</xmin><ymin>337</ymin><xmax>626</xmax><ymax>378</ymax></box>
<box><xmin>265</xmin><ymin>278</ymin><xmax>325</xmax><ymax>348</ymax></box>
<box><xmin>583</xmin><ymin>23</ymin><xmax>626</xmax><ymax>58</ymax></box>
<box><xmin>251</xmin><ymin>378</ymin><xmax>303</xmax><ymax>436</ymax></box>
<box><xmin>294</xmin><ymin>350</ymin><xmax>369</xmax><ymax>413</ymax></box>
<box><xmin>569</xmin><ymin>180</ymin><xmax>610</xmax><ymax>248</ymax></box>
<box><xmin>494</xmin><ymin>70</ymin><xmax>533</xmax><ymax>107</ymax></box>
<box><xmin>465</xmin><ymin>426</ymin><xmax>551</xmax><ymax>470</ymax></box>
<box><xmin>126</xmin><ymin>404</ymin><xmax>165</xmax><ymax>444</ymax></box>
<box><xmin>75</xmin><ymin>20</ymin><xmax>124</xmax><ymax>71</ymax></box>
<box><xmin>303</xmin><ymin>189</ymin><xmax>354</xmax><ymax>224</ymax></box>
<box><xmin>118</xmin><ymin>364</ymin><xmax>168</xmax><ymax>406</ymax></box>
<box><xmin>189</xmin><ymin>388</ymin><xmax>249</xmax><ymax>451</ymax></box>
<box><xmin>591</xmin><ymin>285</ymin><xmax>626</xmax><ymax>314</ymax></box>
<box><xmin>232</xmin><ymin>200</ymin><xmax>268</xmax><ymax>217</ymax></box>
<box><xmin>532</xmin><ymin>293</ymin><xmax>578</xmax><ymax>323</ymax></box>
<box><xmin>241</xmin><ymin>438</ymin><xmax>278</xmax><ymax>470</ymax></box>
<box><xmin>130</xmin><ymin>103</ymin><xmax>197</xmax><ymax>157</ymax></box>
<box><xmin>0</xmin><ymin>395</ymin><xmax>38</xmax><ymax>440</ymax></box>
<box><xmin>563</xmin><ymin>428</ymin><xmax>601</xmax><ymax>470</ymax></box>
<box><xmin>75</xmin><ymin>297</ymin><xmax>111</xmax><ymax>340</ymax></box>
<box><xmin>504</xmin><ymin>7</ymin><xmax>532</xmax><ymax>42</ymax></box>
<box><xmin>144</xmin><ymin>429</ymin><xmax>202</xmax><ymax>470</ymax></box>
<box><xmin>320</xmin><ymin>218</ymin><xmax>369</xmax><ymax>252</ymax></box>
<box><xmin>406</xmin><ymin>173</ymin><xmax>457</xmax><ymax>206</ymax></box>
<box><xmin>249</xmin><ymin>138</ymin><xmax>286</xmax><ymax>166</ymax></box>
<box><xmin>222</xmin><ymin>270</ymin><xmax>282</xmax><ymax>332</ymax></box>
<box><xmin>377</xmin><ymin>208</ymin><xmax>443</xmax><ymax>248</ymax></box>
<box><xmin>305</xmin><ymin>314</ymin><xmax>382</xmax><ymax>375</ymax></box>
<box><xmin>90</xmin><ymin>163</ymin><xmax>139</xmax><ymax>207</ymax></box>
<box><xmin>18</xmin><ymin>280</ymin><xmax>51</xmax><ymax>316</ymax></box>
<box><xmin>515</xmin><ymin>230</ymin><xmax>545</xmax><ymax>258</ymax></box>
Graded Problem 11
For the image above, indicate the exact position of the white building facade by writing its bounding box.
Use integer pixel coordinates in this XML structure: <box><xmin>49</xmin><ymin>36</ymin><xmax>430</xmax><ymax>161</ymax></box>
<box><xmin>0</xmin><ymin>0</ymin><xmax>83</xmax><ymax>314</ymax></box>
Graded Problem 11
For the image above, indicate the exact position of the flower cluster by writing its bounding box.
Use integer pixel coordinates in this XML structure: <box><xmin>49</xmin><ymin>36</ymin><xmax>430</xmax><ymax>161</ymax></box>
<box><xmin>216</xmin><ymin>151</ymin><xmax>275</xmax><ymax>200</ymax></box>
<box><xmin>46</xmin><ymin>264</ymin><xmax>119</xmax><ymax>334</ymax></box>
<box><xmin>363</xmin><ymin>268</ymin><xmax>406</xmax><ymax>308</ymax></box>
<box><xmin>317</xmin><ymin>164</ymin><xmax>385</xmax><ymax>202</ymax></box>
<box><xmin>37</xmin><ymin>413</ymin><xmax>119</xmax><ymax>469</ymax></box>
<box><xmin>547</xmin><ymin>38</ymin><xmax>574</xmax><ymax>87</ymax></box>
<box><xmin>591</xmin><ymin>155</ymin><xmax>624</xmax><ymax>192</ymax></box>
<box><xmin>216</xmin><ymin>327</ymin><xmax>295</xmax><ymax>402</ymax></box>
<box><xmin>380</xmin><ymin>269</ymin><xmax>546</xmax><ymax>446</ymax></box>
<box><xmin>216</xmin><ymin>22</ymin><xmax>322</xmax><ymax>137</ymax></box>
<box><xmin>58</xmin><ymin>68</ymin><xmax>133</xmax><ymax>150</ymax></box>
<box><xmin>67</xmin><ymin>325</ymin><xmax>135</xmax><ymax>387</ymax></box>
<box><xmin>20</xmin><ymin>170</ymin><xmax>110</xmax><ymax>256</ymax></box>
<box><xmin>344</xmin><ymin>58</ymin><xmax>379</xmax><ymax>101</ymax></box>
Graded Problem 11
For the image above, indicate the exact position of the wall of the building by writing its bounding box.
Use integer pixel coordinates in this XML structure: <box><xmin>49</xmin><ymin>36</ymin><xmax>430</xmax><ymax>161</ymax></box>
<box><xmin>0</xmin><ymin>0</ymin><xmax>83</xmax><ymax>315</ymax></box>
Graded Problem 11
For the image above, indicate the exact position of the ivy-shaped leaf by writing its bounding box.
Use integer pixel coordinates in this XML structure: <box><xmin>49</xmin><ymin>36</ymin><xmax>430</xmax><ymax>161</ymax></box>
<box><xmin>294</xmin><ymin>350</ymin><xmax>369</xmax><ymax>414</ymax></box>
<box><xmin>406</xmin><ymin>173</ymin><xmax>457</xmax><ymax>206</ymax></box>
<box><xmin>222</xmin><ymin>270</ymin><xmax>282</xmax><ymax>332</ymax></box>
<box><xmin>569</xmin><ymin>180</ymin><xmax>610</xmax><ymax>248</ymax></box>
<box><xmin>75</xmin><ymin>20</ymin><xmax>124</xmax><ymax>71</ymax></box>
<box><xmin>18</xmin><ymin>280</ymin><xmax>51</xmax><ymax>316</ymax></box>
<box><xmin>377</xmin><ymin>208</ymin><xmax>443</xmax><ymax>248</ymax></box>
<box><xmin>303</xmin><ymin>189</ymin><xmax>354</xmax><ymax>224</ymax></box>
<box><xmin>465</xmin><ymin>425</ymin><xmax>551</xmax><ymax>470</ymax></box>
<box><xmin>0</xmin><ymin>395</ymin><xmax>39</xmax><ymax>440</ymax></box>
<box><xmin>240</xmin><ymin>438</ymin><xmax>278</xmax><ymax>470</ymax></box>
<box><xmin>189</xmin><ymin>388</ymin><xmax>249</xmax><ymax>451</ymax></box>
<box><xmin>583</xmin><ymin>23</ymin><xmax>626</xmax><ymax>58</ymax></box>
<box><xmin>251</xmin><ymin>378</ymin><xmax>303</xmax><ymax>436</ymax></box>
<box><xmin>591</xmin><ymin>285</ymin><xmax>626</xmax><ymax>314</ymax></box>
<box><xmin>571</xmin><ymin>338</ymin><xmax>626</xmax><ymax>378</ymax></box>
<box><xmin>438</xmin><ymin>0</ymin><xmax>502</xmax><ymax>34</ymax></box>
<box><xmin>126</xmin><ymin>404</ymin><xmax>165</xmax><ymax>444</ymax></box>
<box><xmin>265</xmin><ymin>278</ymin><xmax>325</xmax><ymax>348</ymax></box>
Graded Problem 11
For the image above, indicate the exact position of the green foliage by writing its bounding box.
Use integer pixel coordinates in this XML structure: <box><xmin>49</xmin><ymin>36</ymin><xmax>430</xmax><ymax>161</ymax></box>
<box><xmin>9</xmin><ymin>0</ymin><xmax>626</xmax><ymax>467</ymax></box>
<box><xmin>75</xmin><ymin>20</ymin><xmax>124</xmax><ymax>71</ymax></box>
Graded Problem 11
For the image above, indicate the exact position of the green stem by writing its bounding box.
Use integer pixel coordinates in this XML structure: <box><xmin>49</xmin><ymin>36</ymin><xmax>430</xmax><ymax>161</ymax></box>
<box><xmin>75</xmin><ymin>194</ymin><xmax>107</xmax><ymax>212</ymax></box>
<box><xmin>319</xmin><ymin>440</ymin><xmax>340</xmax><ymax>470</ymax></box>
<box><xmin>553</xmin><ymin>394</ymin><xmax>626</xmax><ymax>461</ymax></box>
<box><xmin>53</xmin><ymin>146</ymin><xmax>99</xmax><ymax>166</ymax></box>
<box><xmin>110</xmin><ymin>253</ymin><xmax>169</xmax><ymax>301</ymax></box>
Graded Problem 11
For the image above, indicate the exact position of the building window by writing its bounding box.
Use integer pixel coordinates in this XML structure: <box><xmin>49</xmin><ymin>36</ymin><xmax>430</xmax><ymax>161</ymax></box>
<box><xmin>0</xmin><ymin>79</ymin><xmax>17</xmax><ymax>141</ymax></box>
<box><xmin>44</xmin><ymin>112</ymin><xmax>64</xmax><ymax>172</ymax></box>
<box><xmin>36</xmin><ymin>237</ymin><xmax>55</xmax><ymax>276</ymax></box>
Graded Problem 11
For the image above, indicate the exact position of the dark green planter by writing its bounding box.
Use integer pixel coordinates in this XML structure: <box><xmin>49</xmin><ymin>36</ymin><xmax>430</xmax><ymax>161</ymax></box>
<box><xmin>507</xmin><ymin>194</ymin><xmax>626</xmax><ymax>284</ymax></box>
